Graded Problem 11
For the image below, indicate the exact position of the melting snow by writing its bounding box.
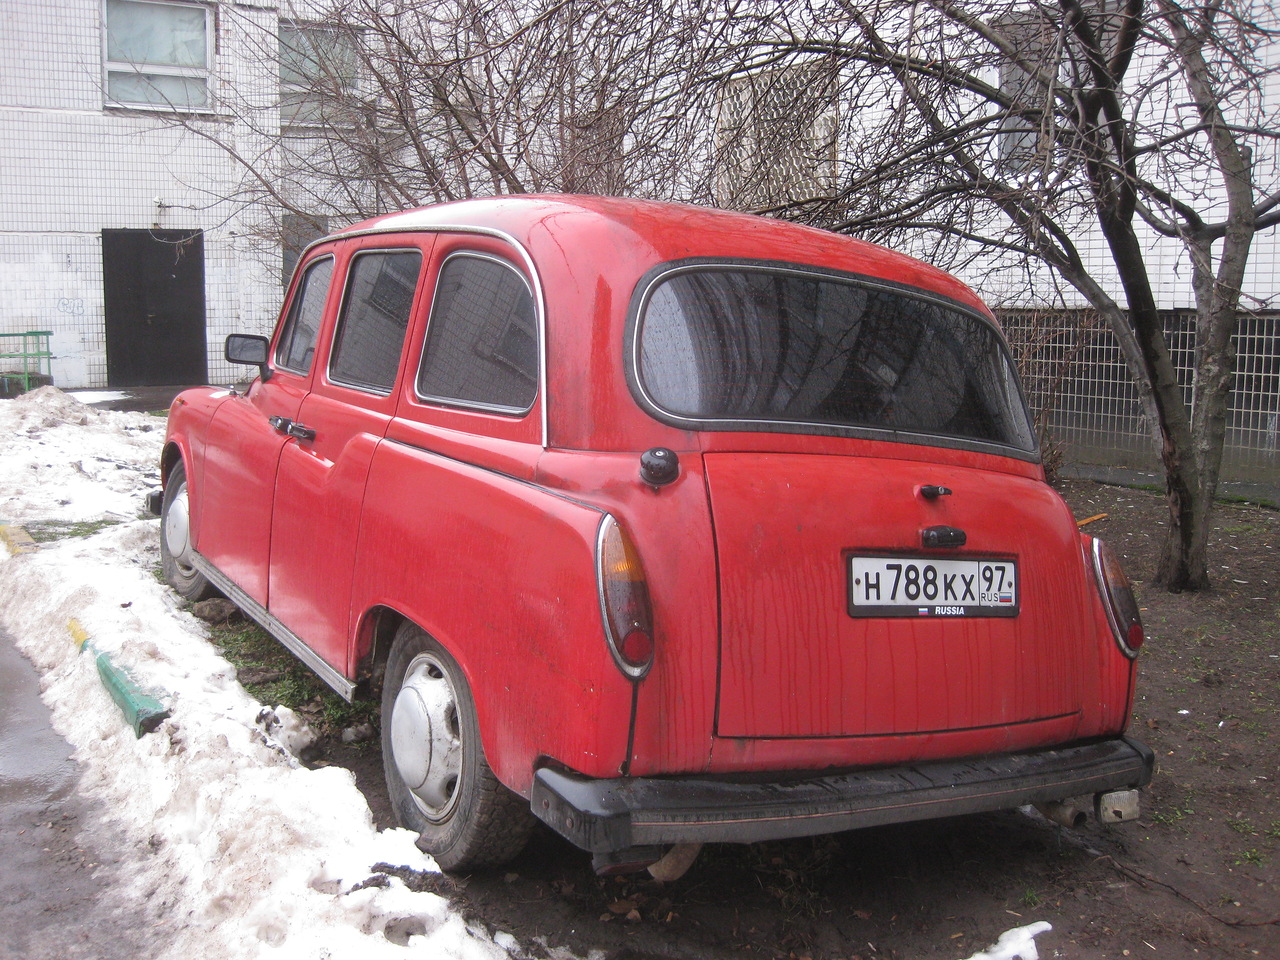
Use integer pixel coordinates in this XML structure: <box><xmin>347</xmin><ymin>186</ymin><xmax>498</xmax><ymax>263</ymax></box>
<box><xmin>0</xmin><ymin>388</ymin><xmax>1054</xmax><ymax>959</ymax></box>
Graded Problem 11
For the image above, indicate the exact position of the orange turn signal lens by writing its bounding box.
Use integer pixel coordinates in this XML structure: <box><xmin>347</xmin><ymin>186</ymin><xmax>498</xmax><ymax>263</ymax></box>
<box><xmin>596</xmin><ymin>515</ymin><xmax>654</xmax><ymax>679</ymax></box>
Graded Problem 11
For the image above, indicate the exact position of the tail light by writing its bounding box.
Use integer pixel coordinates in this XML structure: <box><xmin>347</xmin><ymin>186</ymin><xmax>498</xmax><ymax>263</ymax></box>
<box><xmin>596</xmin><ymin>514</ymin><xmax>654</xmax><ymax>679</ymax></box>
<box><xmin>1087</xmin><ymin>536</ymin><xmax>1145</xmax><ymax>657</ymax></box>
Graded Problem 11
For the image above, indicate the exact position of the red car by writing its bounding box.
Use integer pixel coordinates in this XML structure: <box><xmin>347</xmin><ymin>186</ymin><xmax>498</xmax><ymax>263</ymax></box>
<box><xmin>156</xmin><ymin>195</ymin><xmax>1151</xmax><ymax>874</ymax></box>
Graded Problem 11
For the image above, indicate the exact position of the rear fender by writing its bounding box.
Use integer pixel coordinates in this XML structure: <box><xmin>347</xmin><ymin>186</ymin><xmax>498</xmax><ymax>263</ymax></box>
<box><xmin>349</xmin><ymin>439</ymin><xmax>635</xmax><ymax>795</ymax></box>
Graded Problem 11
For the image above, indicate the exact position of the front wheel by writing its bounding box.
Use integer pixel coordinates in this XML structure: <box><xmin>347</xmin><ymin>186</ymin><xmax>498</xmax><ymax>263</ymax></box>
<box><xmin>381</xmin><ymin>622</ymin><xmax>534</xmax><ymax>871</ymax></box>
<box><xmin>160</xmin><ymin>461</ymin><xmax>217</xmax><ymax>601</ymax></box>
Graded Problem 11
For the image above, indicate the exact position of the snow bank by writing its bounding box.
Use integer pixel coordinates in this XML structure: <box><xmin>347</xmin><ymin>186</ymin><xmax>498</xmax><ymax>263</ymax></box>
<box><xmin>0</xmin><ymin>386</ymin><xmax>161</xmax><ymax>523</ymax></box>
<box><xmin>0</xmin><ymin>389</ymin><xmax>516</xmax><ymax>959</ymax></box>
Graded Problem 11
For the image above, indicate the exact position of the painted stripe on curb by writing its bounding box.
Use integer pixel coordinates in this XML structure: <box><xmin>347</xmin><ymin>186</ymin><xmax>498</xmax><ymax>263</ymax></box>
<box><xmin>0</xmin><ymin>524</ymin><xmax>38</xmax><ymax>555</ymax></box>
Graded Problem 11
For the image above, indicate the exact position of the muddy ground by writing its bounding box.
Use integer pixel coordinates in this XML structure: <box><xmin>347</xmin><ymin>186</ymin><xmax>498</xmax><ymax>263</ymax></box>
<box><xmin>312</xmin><ymin>480</ymin><xmax>1278</xmax><ymax>960</ymax></box>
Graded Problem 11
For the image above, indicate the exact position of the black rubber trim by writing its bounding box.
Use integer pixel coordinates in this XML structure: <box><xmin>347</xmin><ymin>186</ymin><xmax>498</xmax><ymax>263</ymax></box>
<box><xmin>621</xmin><ymin>257</ymin><xmax>1040</xmax><ymax>462</ymax></box>
<box><xmin>530</xmin><ymin>737</ymin><xmax>1154</xmax><ymax>853</ymax></box>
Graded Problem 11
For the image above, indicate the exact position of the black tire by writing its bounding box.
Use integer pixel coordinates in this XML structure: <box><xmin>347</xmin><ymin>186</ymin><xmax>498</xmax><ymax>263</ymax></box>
<box><xmin>159</xmin><ymin>461</ymin><xmax>217</xmax><ymax>602</ymax></box>
<box><xmin>381</xmin><ymin>622</ymin><xmax>534</xmax><ymax>872</ymax></box>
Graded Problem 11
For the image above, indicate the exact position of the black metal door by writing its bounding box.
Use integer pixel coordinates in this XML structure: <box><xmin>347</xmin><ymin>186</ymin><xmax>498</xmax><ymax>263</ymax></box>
<box><xmin>102</xmin><ymin>229</ymin><xmax>208</xmax><ymax>387</ymax></box>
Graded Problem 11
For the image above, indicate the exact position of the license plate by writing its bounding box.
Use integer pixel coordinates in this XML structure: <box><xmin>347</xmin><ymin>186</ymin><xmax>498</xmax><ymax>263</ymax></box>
<box><xmin>847</xmin><ymin>555</ymin><xmax>1018</xmax><ymax>618</ymax></box>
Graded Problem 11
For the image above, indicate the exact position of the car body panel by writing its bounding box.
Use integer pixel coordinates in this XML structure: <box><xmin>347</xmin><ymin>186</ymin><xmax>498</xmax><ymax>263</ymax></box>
<box><xmin>267</xmin><ymin>390</ymin><xmax>391</xmax><ymax>672</ymax></box>
<box><xmin>707</xmin><ymin>452</ymin><xmax>1089</xmax><ymax>740</ymax></box>
<box><xmin>195</xmin><ymin>377</ymin><xmax>305</xmax><ymax>604</ymax></box>
<box><xmin>349</xmin><ymin>435</ymin><xmax>634</xmax><ymax>791</ymax></box>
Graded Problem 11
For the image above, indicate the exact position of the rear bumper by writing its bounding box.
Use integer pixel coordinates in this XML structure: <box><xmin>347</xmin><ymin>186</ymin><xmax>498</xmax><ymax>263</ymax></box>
<box><xmin>530</xmin><ymin>736</ymin><xmax>1153</xmax><ymax>854</ymax></box>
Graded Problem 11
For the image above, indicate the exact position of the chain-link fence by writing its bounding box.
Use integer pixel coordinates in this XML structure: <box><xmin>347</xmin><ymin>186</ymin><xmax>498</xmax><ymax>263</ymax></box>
<box><xmin>1001</xmin><ymin>310</ymin><xmax>1280</xmax><ymax>484</ymax></box>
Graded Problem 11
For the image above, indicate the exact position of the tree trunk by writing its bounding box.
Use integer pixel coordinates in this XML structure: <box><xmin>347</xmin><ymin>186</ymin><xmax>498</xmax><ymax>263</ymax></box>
<box><xmin>1094</xmin><ymin>212</ymin><xmax>1208</xmax><ymax>591</ymax></box>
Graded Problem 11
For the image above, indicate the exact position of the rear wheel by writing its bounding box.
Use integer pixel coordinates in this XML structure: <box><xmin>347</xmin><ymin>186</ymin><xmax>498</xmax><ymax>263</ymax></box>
<box><xmin>381</xmin><ymin>622</ymin><xmax>534</xmax><ymax>871</ymax></box>
<box><xmin>160</xmin><ymin>461</ymin><xmax>216</xmax><ymax>601</ymax></box>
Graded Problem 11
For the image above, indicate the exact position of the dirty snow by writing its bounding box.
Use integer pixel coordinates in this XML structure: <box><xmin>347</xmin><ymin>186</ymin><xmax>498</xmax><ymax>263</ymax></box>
<box><xmin>66</xmin><ymin>390</ymin><xmax>131</xmax><ymax>406</ymax></box>
<box><xmin>0</xmin><ymin>387</ymin><xmax>1052</xmax><ymax>960</ymax></box>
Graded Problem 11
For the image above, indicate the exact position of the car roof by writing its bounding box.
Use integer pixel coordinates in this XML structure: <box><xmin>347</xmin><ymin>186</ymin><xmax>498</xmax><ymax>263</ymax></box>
<box><xmin>331</xmin><ymin>195</ymin><xmax>989</xmax><ymax>315</ymax></box>
<box><xmin>318</xmin><ymin>195</ymin><xmax>1010</xmax><ymax>453</ymax></box>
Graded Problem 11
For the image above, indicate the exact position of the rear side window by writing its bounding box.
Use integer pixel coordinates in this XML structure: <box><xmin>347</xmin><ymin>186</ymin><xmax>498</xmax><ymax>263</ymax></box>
<box><xmin>330</xmin><ymin>250</ymin><xmax>422</xmax><ymax>393</ymax></box>
<box><xmin>634</xmin><ymin>266</ymin><xmax>1035</xmax><ymax>451</ymax></box>
<box><xmin>416</xmin><ymin>254</ymin><xmax>538</xmax><ymax>413</ymax></box>
<box><xmin>276</xmin><ymin>256</ymin><xmax>334</xmax><ymax>373</ymax></box>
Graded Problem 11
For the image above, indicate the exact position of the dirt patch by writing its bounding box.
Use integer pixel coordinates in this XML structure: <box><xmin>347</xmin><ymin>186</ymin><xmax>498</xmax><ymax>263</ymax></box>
<box><xmin>306</xmin><ymin>480</ymin><xmax>1278</xmax><ymax>959</ymax></box>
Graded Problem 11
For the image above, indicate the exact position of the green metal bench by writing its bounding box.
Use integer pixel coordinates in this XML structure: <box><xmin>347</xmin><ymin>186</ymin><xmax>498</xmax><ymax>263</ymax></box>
<box><xmin>0</xmin><ymin>330</ymin><xmax>53</xmax><ymax>395</ymax></box>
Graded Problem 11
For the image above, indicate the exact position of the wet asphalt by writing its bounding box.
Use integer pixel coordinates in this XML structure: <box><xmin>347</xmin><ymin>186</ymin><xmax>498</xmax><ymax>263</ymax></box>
<box><xmin>0</xmin><ymin>631</ymin><xmax>170</xmax><ymax>960</ymax></box>
<box><xmin>3</xmin><ymin>383</ymin><xmax>190</xmax><ymax>958</ymax></box>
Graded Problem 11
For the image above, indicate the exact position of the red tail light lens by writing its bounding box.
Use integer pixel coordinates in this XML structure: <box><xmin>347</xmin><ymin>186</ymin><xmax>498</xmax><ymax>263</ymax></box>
<box><xmin>1088</xmin><ymin>537</ymin><xmax>1145</xmax><ymax>658</ymax></box>
<box><xmin>596</xmin><ymin>515</ymin><xmax>654</xmax><ymax>679</ymax></box>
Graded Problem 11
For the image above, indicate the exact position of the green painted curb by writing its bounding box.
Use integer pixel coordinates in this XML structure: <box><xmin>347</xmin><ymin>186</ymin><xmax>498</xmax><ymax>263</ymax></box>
<box><xmin>69</xmin><ymin>620</ymin><xmax>170</xmax><ymax>738</ymax></box>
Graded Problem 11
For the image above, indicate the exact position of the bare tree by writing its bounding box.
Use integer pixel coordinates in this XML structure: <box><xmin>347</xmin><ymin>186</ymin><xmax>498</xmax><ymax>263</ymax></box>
<box><xmin>710</xmin><ymin>0</ymin><xmax>1280</xmax><ymax>591</ymax></box>
<box><xmin>204</xmin><ymin>0</ymin><xmax>726</xmax><ymax>228</ymax></box>
<box><xmin>192</xmin><ymin>0</ymin><xmax>1278</xmax><ymax>590</ymax></box>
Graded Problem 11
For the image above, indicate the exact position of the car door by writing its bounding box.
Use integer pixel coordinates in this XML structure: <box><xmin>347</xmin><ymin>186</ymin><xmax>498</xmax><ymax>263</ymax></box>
<box><xmin>194</xmin><ymin>253</ymin><xmax>337</xmax><ymax>604</ymax></box>
<box><xmin>267</xmin><ymin>237</ymin><xmax>432</xmax><ymax>674</ymax></box>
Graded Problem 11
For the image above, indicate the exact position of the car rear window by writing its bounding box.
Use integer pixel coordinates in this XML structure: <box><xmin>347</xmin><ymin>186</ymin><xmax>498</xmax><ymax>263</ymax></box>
<box><xmin>633</xmin><ymin>265</ymin><xmax>1035</xmax><ymax>451</ymax></box>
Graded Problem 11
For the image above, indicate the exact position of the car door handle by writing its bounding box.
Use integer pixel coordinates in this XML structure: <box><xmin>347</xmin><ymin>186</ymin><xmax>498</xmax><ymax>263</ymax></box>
<box><xmin>269</xmin><ymin>416</ymin><xmax>316</xmax><ymax>442</ymax></box>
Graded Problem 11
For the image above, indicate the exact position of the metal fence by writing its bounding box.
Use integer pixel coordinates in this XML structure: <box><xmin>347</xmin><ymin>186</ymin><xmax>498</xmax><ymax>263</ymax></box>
<box><xmin>0</xmin><ymin>330</ymin><xmax>53</xmax><ymax>396</ymax></box>
<box><xmin>1001</xmin><ymin>311</ymin><xmax>1280</xmax><ymax>483</ymax></box>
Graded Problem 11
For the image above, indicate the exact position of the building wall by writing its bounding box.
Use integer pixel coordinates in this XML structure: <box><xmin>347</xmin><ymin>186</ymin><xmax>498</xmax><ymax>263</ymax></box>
<box><xmin>0</xmin><ymin>0</ymin><xmax>284</xmax><ymax>389</ymax></box>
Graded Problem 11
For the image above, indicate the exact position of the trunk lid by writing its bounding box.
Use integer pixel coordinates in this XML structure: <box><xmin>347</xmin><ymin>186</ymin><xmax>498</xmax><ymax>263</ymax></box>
<box><xmin>707</xmin><ymin>451</ymin><xmax>1089</xmax><ymax>740</ymax></box>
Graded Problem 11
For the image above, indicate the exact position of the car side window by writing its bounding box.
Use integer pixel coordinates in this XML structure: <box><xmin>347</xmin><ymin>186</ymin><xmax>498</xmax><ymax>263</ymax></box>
<box><xmin>276</xmin><ymin>256</ymin><xmax>334</xmax><ymax>374</ymax></box>
<box><xmin>416</xmin><ymin>254</ymin><xmax>538</xmax><ymax>413</ymax></box>
<box><xmin>329</xmin><ymin>250</ymin><xmax>423</xmax><ymax>394</ymax></box>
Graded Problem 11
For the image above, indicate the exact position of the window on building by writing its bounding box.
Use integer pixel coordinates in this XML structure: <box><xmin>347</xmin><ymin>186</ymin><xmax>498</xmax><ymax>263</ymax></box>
<box><xmin>997</xmin><ymin>13</ymin><xmax>1056</xmax><ymax>169</ymax></box>
<box><xmin>330</xmin><ymin>251</ymin><xmax>422</xmax><ymax>393</ymax></box>
<box><xmin>715</xmin><ymin>63</ymin><xmax>840</xmax><ymax>210</ymax></box>
<box><xmin>279</xmin><ymin>21</ymin><xmax>360</xmax><ymax>125</ymax></box>
<box><xmin>281</xmin><ymin>214</ymin><xmax>330</xmax><ymax>287</ymax></box>
<box><xmin>416</xmin><ymin>255</ymin><xmax>538</xmax><ymax>413</ymax></box>
<box><xmin>104</xmin><ymin>0</ymin><xmax>212</xmax><ymax>110</ymax></box>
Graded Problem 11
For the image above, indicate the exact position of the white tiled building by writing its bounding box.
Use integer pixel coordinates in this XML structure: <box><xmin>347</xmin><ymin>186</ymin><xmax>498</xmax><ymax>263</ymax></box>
<box><xmin>1</xmin><ymin>3</ymin><xmax>1276</xmax><ymax>483</ymax></box>
<box><xmin>0</xmin><ymin>0</ymin><xmax>289</xmax><ymax>389</ymax></box>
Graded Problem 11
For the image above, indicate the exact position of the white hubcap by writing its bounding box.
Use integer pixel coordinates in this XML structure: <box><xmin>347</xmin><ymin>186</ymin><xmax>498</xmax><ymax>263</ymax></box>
<box><xmin>164</xmin><ymin>486</ymin><xmax>194</xmax><ymax>571</ymax></box>
<box><xmin>390</xmin><ymin>654</ymin><xmax>462</xmax><ymax>821</ymax></box>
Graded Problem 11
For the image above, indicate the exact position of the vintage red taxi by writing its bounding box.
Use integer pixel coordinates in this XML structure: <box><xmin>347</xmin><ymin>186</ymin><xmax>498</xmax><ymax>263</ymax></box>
<box><xmin>155</xmin><ymin>195</ymin><xmax>1152</xmax><ymax>874</ymax></box>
